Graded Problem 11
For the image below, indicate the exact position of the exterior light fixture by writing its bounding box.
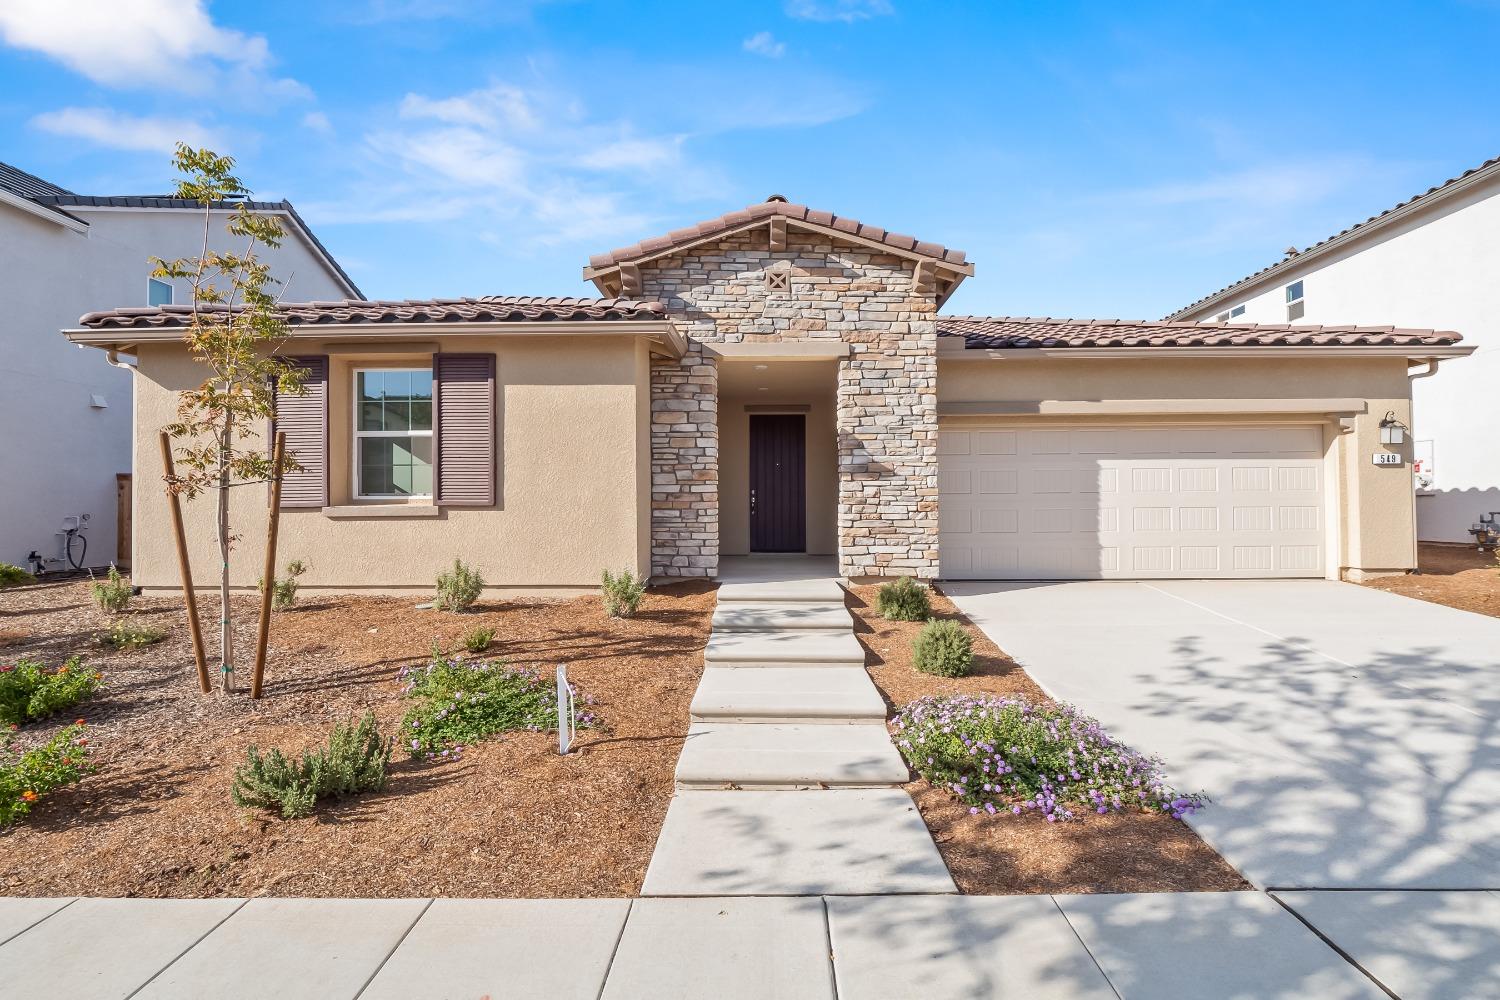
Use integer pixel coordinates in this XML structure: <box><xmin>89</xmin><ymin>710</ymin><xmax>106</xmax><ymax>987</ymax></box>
<box><xmin>1379</xmin><ymin>411</ymin><xmax>1407</xmax><ymax>445</ymax></box>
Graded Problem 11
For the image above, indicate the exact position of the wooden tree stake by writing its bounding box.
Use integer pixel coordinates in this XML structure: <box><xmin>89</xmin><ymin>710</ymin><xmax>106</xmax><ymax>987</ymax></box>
<box><xmin>251</xmin><ymin>431</ymin><xmax>286</xmax><ymax>700</ymax></box>
<box><xmin>161</xmin><ymin>431</ymin><xmax>210</xmax><ymax>693</ymax></box>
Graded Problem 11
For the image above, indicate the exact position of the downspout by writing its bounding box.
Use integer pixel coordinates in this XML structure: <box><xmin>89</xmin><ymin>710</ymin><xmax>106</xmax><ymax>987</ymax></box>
<box><xmin>1404</xmin><ymin>358</ymin><xmax>1442</xmax><ymax>569</ymax></box>
<box><xmin>105</xmin><ymin>349</ymin><xmax>138</xmax><ymax>371</ymax></box>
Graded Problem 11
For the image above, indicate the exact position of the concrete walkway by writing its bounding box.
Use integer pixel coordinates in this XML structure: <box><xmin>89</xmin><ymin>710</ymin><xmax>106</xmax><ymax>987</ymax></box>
<box><xmin>0</xmin><ymin>890</ymin><xmax>1422</xmax><ymax>1000</ymax></box>
<box><xmin>642</xmin><ymin>556</ymin><xmax>955</xmax><ymax>896</ymax></box>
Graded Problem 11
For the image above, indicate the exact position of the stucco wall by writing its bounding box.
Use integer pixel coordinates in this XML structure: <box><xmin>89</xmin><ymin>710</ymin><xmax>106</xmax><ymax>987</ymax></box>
<box><xmin>638</xmin><ymin>228</ymin><xmax>941</xmax><ymax>579</ymax></box>
<box><xmin>129</xmin><ymin>334</ymin><xmax>651</xmax><ymax>594</ymax></box>
<box><xmin>1</xmin><ymin>202</ymin><xmax>349</xmax><ymax>569</ymax></box>
<box><xmin>938</xmin><ymin>354</ymin><xmax>1417</xmax><ymax>576</ymax></box>
<box><xmin>1174</xmin><ymin>180</ymin><xmax>1500</xmax><ymax>541</ymax></box>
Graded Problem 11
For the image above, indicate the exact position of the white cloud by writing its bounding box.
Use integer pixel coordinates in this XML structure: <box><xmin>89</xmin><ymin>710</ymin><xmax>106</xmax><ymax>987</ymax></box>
<box><xmin>30</xmin><ymin>107</ymin><xmax>227</xmax><ymax>154</ymax></box>
<box><xmin>743</xmin><ymin>31</ymin><xmax>787</xmax><ymax>58</ymax></box>
<box><xmin>301</xmin><ymin>111</ymin><xmax>333</xmax><ymax>133</ymax></box>
<box><xmin>784</xmin><ymin>0</ymin><xmax>893</xmax><ymax>23</ymax></box>
<box><xmin>0</xmin><ymin>0</ymin><xmax>307</xmax><ymax>99</ymax></box>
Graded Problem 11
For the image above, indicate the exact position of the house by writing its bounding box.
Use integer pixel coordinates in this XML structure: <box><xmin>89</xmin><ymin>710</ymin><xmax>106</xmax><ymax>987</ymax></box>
<box><xmin>0</xmin><ymin>160</ymin><xmax>360</xmax><ymax>572</ymax></box>
<box><xmin>1167</xmin><ymin>154</ymin><xmax>1500</xmax><ymax>543</ymax></box>
<box><xmin>63</xmin><ymin>197</ymin><xmax>1471</xmax><ymax>593</ymax></box>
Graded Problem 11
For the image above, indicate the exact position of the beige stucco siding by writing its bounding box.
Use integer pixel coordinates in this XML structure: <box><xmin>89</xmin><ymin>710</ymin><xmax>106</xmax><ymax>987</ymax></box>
<box><xmin>937</xmin><ymin>354</ymin><xmax>1417</xmax><ymax>576</ymax></box>
<box><xmin>131</xmin><ymin>335</ymin><xmax>651</xmax><ymax>594</ymax></box>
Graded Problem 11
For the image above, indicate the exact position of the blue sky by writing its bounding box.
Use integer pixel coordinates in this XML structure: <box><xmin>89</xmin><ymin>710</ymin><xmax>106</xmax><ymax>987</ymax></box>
<box><xmin>2</xmin><ymin>0</ymin><xmax>1498</xmax><ymax>318</ymax></box>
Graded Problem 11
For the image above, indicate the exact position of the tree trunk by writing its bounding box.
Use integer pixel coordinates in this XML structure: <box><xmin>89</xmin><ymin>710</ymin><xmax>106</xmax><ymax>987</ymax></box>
<box><xmin>217</xmin><ymin>408</ymin><xmax>235</xmax><ymax>693</ymax></box>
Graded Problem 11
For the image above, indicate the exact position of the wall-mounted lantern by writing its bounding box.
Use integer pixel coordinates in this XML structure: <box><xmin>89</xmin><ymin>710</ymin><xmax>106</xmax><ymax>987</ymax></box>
<box><xmin>1379</xmin><ymin>411</ymin><xmax>1407</xmax><ymax>446</ymax></box>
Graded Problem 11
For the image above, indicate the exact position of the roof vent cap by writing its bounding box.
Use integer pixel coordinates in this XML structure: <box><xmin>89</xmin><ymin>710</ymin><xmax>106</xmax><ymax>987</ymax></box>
<box><xmin>765</xmin><ymin>193</ymin><xmax>788</xmax><ymax>203</ymax></box>
<box><xmin>1283</xmin><ymin>245</ymin><xmax>1300</xmax><ymax>259</ymax></box>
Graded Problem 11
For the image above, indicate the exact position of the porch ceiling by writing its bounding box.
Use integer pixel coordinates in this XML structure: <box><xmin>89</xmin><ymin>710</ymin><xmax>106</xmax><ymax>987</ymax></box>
<box><xmin>718</xmin><ymin>357</ymin><xmax>837</xmax><ymax>399</ymax></box>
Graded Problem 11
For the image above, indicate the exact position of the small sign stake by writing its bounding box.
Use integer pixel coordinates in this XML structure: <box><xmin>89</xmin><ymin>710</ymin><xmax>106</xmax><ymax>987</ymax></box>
<box><xmin>557</xmin><ymin>664</ymin><xmax>576</xmax><ymax>755</ymax></box>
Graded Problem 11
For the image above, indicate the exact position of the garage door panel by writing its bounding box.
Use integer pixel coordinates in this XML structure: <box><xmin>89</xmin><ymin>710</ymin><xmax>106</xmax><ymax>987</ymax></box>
<box><xmin>940</xmin><ymin>422</ymin><xmax>1326</xmax><ymax>580</ymax></box>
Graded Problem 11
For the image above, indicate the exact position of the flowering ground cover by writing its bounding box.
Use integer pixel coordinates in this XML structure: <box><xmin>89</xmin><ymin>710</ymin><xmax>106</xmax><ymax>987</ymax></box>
<box><xmin>0</xmin><ymin>576</ymin><xmax>714</xmax><ymax>897</ymax></box>
<box><xmin>846</xmin><ymin>583</ymin><xmax>1247</xmax><ymax>894</ymax></box>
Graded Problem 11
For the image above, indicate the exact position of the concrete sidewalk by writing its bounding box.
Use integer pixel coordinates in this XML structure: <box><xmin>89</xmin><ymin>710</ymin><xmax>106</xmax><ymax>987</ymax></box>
<box><xmin>0</xmin><ymin>890</ymin><xmax>1435</xmax><ymax>1000</ymax></box>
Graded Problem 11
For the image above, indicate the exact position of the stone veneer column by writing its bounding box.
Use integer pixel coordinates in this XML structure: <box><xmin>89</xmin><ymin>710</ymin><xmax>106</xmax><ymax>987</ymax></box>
<box><xmin>650</xmin><ymin>346</ymin><xmax>719</xmax><ymax>578</ymax></box>
<box><xmin>836</xmin><ymin>318</ymin><xmax>940</xmax><ymax>580</ymax></box>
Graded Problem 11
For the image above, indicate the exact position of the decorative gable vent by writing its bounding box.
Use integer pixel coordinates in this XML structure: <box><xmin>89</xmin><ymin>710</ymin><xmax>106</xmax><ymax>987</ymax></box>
<box><xmin>764</xmin><ymin>269</ymin><xmax>790</xmax><ymax>294</ymax></box>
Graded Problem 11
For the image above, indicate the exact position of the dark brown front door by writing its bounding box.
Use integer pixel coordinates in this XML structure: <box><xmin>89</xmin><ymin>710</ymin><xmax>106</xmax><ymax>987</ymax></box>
<box><xmin>749</xmin><ymin>414</ymin><xmax>806</xmax><ymax>552</ymax></box>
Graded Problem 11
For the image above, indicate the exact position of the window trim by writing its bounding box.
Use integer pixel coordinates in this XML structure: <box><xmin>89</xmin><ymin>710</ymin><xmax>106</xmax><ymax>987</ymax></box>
<box><xmin>351</xmin><ymin>366</ymin><xmax>434</xmax><ymax>502</ymax></box>
<box><xmin>147</xmin><ymin>276</ymin><xmax>173</xmax><ymax>306</ymax></box>
<box><xmin>1285</xmin><ymin>280</ymin><xmax>1304</xmax><ymax>304</ymax></box>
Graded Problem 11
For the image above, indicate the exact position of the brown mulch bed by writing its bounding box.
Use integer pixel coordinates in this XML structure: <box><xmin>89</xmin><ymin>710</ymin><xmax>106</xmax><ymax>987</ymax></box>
<box><xmin>0</xmin><ymin>576</ymin><xmax>714</xmax><ymax>898</ymax></box>
<box><xmin>1360</xmin><ymin>542</ymin><xmax>1500</xmax><ymax>618</ymax></box>
<box><xmin>845</xmin><ymin>583</ymin><xmax>1248</xmax><ymax>895</ymax></box>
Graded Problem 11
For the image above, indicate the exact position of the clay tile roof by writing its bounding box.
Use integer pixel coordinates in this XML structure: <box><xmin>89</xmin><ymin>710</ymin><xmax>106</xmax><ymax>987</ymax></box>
<box><xmin>586</xmin><ymin>198</ymin><xmax>969</xmax><ymax>271</ymax></box>
<box><xmin>1166</xmin><ymin>153</ymin><xmax>1500</xmax><ymax>319</ymax></box>
<box><xmin>937</xmin><ymin>315</ymin><xmax>1463</xmax><ymax>350</ymax></box>
<box><xmin>78</xmin><ymin>295</ymin><xmax>667</xmax><ymax>330</ymax></box>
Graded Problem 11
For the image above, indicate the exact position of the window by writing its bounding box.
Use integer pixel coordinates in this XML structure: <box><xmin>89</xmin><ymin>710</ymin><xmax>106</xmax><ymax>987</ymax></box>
<box><xmin>147</xmin><ymin>277</ymin><xmax>173</xmax><ymax>306</ymax></box>
<box><xmin>354</xmin><ymin>368</ymin><xmax>433</xmax><ymax>499</ymax></box>
<box><xmin>1215</xmin><ymin>311</ymin><xmax>1230</xmax><ymax>321</ymax></box>
<box><xmin>1285</xmin><ymin>280</ymin><xmax>1305</xmax><ymax>320</ymax></box>
<box><xmin>1229</xmin><ymin>305</ymin><xmax>1246</xmax><ymax>318</ymax></box>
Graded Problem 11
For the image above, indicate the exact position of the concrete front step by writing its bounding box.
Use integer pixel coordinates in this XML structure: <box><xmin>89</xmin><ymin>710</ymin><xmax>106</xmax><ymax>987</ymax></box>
<box><xmin>711</xmin><ymin>602</ymin><xmax>851</xmax><ymax>632</ymax></box>
<box><xmin>642</xmin><ymin>788</ymin><xmax>957</xmax><ymax>896</ymax></box>
<box><xmin>716</xmin><ymin>577</ymin><xmax>846</xmax><ymax>605</ymax></box>
<box><xmin>674</xmin><ymin>723</ymin><xmax>910</xmax><ymax>789</ymax></box>
<box><xmin>691</xmin><ymin>667</ymin><xmax>888</xmax><ymax>724</ymax></box>
<box><xmin>705</xmin><ymin>629</ymin><xmax>866</xmax><ymax>668</ymax></box>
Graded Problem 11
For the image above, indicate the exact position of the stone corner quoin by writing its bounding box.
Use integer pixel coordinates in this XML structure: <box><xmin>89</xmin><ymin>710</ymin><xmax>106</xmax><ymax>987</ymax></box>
<box><xmin>641</xmin><ymin>229</ymin><xmax>940</xmax><ymax>582</ymax></box>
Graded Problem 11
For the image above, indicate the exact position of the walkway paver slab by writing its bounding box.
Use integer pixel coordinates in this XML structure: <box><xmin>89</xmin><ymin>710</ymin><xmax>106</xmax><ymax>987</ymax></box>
<box><xmin>691</xmin><ymin>666</ymin><xmax>888</xmax><ymax>724</ymax></box>
<box><xmin>827</xmin><ymin>894</ymin><xmax>1115</xmax><ymax>999</ymax></box>
<box><xmin>601</xmin><ymin>896</ymin><xmax>834</xmax><ymax>1000</ymax></box>
<box><xmin>1274</xmin><ymin>890</ymin><xmax>1500</xmax><ymax>1000</ymax></box>
<box><xmin>642</xmin><ymin>789</ymin><xmax>956</xmax><ymax>895</ymax></box>
<box><xmin>0</xmin><ymin>897</ymin><xmax>243</xmax><ymax>1000</ymax></box>
<box><xmin>135</xmin><ymin>898</ymin><xmax>428</xmax><ymax>1000</ymax></box>
<box><xmin>360</xmin><ymin>898</ymin><xmax>629</xmax><ymax>1000</ymax></box>
<box><xmin>1055</xmin><ymin>891</ymin><xmax>1388</xmax><ymax>999</ymax></box>
<box><xmin>675</xmin><ymin>722</ymin><xmax>909</xmax><ymax>788</ymax></box>
<box><xmin>705</xmin><ymin>629</ymin><xmax>866</xmax><ymax>667</ymax></box>
<box><xmin>0</xmin><ymin>896</ymin><xmax>74</xmax><ymax>947</ymax></box>
<box><xmin>717</xmin><ymin>578</ymin><xmax>847</xmax><ymax>604</ymax></box>
<box><xmin>713</xmin><ymin>602</ymin><xmax>851</xmax><ymax>630</ymax></box>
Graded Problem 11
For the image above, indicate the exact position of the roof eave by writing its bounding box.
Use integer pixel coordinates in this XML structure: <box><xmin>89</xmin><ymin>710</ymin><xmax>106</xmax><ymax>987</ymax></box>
<box><xmin>62</xmin><ymin>318</ymin><xmax>685</xmax><ymax>359</ymax></box>
<box><xmin>0</xmin><ymin>188</ymin><xmax>88</xmax><ymax>233</ymax></box>
<box><xmin>937</xmin><ymin>342</ymin><xmax>1475</xmax><ymax>360</ymax></box>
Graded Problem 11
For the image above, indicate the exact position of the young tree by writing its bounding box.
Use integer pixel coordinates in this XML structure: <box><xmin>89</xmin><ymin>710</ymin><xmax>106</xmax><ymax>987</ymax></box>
<box><xmin>154</xmin><ymin>145</ymin><xmax>304</xmax><ymax>693</ymax></box>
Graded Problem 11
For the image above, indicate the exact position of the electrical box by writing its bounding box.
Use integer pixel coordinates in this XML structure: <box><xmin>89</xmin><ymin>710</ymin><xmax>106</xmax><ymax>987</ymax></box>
<box><xmin>1372</xmin><ymin>452</ymin><xmax>1403</xmax><ymax>467</ymax></box>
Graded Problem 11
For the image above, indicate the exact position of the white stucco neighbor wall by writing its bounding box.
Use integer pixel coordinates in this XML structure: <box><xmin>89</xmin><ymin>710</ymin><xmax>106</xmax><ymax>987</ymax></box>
<box><xmin>1177</xmin><ymin>177</ymin><xmax>1500</xmax><ymax>541</ymax></box>
<box><xmin>0</xmin><ymin>203</ymin><xmax>353</xmax><ymax>570</ymax></box>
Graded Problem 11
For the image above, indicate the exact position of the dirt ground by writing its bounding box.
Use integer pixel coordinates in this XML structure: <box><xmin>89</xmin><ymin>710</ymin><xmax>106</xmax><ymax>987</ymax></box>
<box><xmin>845</xmin><ymin>583</ymin><xmax>1249</xmax><ymax>895</ymax></box>
<box><xmin>0</xmin><ymin>576</ymin><xmax>714</xmax><ymax>898</ymax></box>
<box><xmin>1360</xmin><ymin>542</ymin><xmax>1500</xmax><ymax>618</ymax></box>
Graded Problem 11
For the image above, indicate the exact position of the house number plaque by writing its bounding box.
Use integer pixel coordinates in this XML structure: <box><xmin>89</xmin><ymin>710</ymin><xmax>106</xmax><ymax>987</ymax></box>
<box><xmin>1372</xmin><ymin>452</ymin><xmax>1404</xmax><ymax>467</ymax></box>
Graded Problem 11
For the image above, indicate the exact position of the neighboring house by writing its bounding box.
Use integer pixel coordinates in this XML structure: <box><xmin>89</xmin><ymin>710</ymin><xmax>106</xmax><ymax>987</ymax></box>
<box><xmin>64</xmin><ymin>197</ymin><xmax>1470</xmax><ymax>593</ymax></box>
<box><xmin>0</xmin><ymin>160</ymin><xmax>361</xmax><ymax>572</ymax></box>
<box><xmin>1167</xmin><ymin>155</ymin><xmax>1500</xmax><ymax>543</ymax></box>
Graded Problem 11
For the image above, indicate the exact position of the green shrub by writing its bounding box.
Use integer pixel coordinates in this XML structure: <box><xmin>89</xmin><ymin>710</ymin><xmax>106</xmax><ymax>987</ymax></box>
<box><xmin>877</xmin><ymin>576</ymin><xmax>931</xmax><ymax>621</ymax></box>
<box><xmin>435</xmin><ymin>559</ymin><xmax>484</xmax><ymax>613</ymax></box>
<box><xmin>397</xmin><ymin>657</ymin><xmax>594</xmax><ymax>757</ymax></box>
<box><xmin>89</xmin><ymin>564</ymin><xmax>132</xmax><ymax>614</ymax></box>
<box><xmin>0</xmin><ymin>564</ymin><xmax>35</xmax><ymax>589</ymax></box>
<box><xmin>101</xmin><ymin>619</ymin><xmax>167</xmax><ymax>650</ymax></box>
<box><xmin>460</xmin><ymin>626</ymin><xmax>495</xmax><ymax>654</ymax></box>
<box><xmin>912</xmin><ymin>619</ymin><xmax>974</xmax><ymax>677</ymax></box>
<box><xmin>601</xmin><ymin>568</ymin><xmax>645</xmax><ymax>619</ymax></box>
<box><xmin>894</xmin><ymin>695</ymin><xmax>1205</xmax><ymax>821</ymax></box>
<box><xmin>0</xmin><ymin>724</ymin><xmax>93</xmax><ymax>826</ymax></box>
<box><xmin>259</xmin><ymin>559</ymin><xmax>309</xmax><ymax>612</ymax></box>
<box><xmin>0</xmin><ymin>658</ymin><xmax>102</xmax><ymax>727</ymax></box>
<box><xmin>230</xmin><ymin>712</ymin><xmax>393</xmax><ymax>820</ymax></box>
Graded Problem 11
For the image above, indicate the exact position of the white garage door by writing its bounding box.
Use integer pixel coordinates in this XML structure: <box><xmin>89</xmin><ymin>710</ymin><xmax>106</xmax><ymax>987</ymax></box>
<box><xmin>939</xmin><ymin>423</ymin><xmax>1327</xmax><ymax>580</ymax></box>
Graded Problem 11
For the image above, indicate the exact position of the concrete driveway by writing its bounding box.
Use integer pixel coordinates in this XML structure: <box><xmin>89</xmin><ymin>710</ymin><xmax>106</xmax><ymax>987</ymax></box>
<box><xmin>943</xmin><ymin>579</ymin><xmax>1500</xmax><ymax>892</ymax></box>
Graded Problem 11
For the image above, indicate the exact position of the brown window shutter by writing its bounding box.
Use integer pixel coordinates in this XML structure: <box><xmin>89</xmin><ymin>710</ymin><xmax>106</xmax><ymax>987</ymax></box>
<box><xmin>434</xmin><ymin>353</ymin><xmax>496</xmax><ymax>506</ymax></box>
<box><xmin>271</xmin><ymin>356</ymin><xmax>329</xmax><ymax>508</ymax></box>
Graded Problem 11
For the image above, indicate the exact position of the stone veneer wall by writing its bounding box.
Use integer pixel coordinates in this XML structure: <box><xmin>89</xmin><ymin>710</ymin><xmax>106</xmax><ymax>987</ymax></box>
<box><xmin>641</xmin><ymin>229</ymin><xmax>940</xmax><ymax>580</ymax></box>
